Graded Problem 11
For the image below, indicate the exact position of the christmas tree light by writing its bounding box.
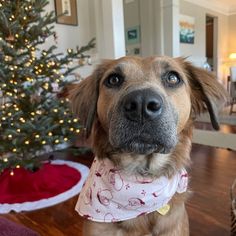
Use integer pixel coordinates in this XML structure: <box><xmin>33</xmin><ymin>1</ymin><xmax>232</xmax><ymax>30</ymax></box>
<box><xmin>0</xmin><ymin>0</ymin><xmax>95</xmax><ymax>173</ymax></box>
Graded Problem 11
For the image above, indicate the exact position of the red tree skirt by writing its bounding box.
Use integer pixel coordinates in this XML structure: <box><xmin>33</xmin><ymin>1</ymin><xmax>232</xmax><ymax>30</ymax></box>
<box><xmin>0</xmin><ymin>160</ymin><xmax>89</xmax><ymax>213</ymax></box>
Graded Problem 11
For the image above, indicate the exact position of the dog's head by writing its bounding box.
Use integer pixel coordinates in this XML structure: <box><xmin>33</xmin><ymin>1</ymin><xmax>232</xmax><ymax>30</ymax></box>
<box><xmin>70</xmin><ymin>56</ymin><xmax>227</xmax><ymax>156</ymax></box>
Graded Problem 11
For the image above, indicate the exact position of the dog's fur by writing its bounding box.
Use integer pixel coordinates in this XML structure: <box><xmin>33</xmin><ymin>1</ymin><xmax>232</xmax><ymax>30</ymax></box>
<box><xmin>69</xmin><ymin>56</ymin><xmax>227</xmax><ymax>236</ymax></box>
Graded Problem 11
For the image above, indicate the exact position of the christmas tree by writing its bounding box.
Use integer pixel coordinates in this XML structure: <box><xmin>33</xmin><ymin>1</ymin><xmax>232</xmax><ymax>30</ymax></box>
<box><xmin>0</xmin><ymin>0</ymin><xmax>95</xmax><ymax>173</ymax></box>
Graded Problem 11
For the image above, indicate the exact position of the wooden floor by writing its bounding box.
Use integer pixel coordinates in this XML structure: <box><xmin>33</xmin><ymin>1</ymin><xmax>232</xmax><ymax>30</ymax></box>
<box><xmin>1</xmin><ymin>124</ymin><xmax>236</xmax><ymax>236</ymax></box>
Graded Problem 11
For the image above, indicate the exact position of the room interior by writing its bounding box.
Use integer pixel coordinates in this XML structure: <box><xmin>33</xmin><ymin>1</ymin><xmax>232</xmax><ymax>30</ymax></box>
<box><xmin>0</xmin><ymin>0</ymin><xmax>236</xmax><ymax>235</ymax></box>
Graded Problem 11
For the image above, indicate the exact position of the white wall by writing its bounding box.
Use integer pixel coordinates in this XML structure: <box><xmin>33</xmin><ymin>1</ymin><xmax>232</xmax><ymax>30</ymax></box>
<box><xmin>229</xmin><ymin>14</ymin><xmax>236</xmax><ymax>54</ymax></box>
<box><xmin>123</xmin><ymin>0</ymin><xmax>165</xmax><ymax>57</ymax></box>
<box><xmin>179</xmin><ymin>0</ymin><xmax>229</xmax><ymax>83</ymax></box>
<box><xmin>123</xmin><ymin>0</ymin><xmax>141</xmax><ymax>55</ymax></box>
<box><xmin>43</xmin><ymin>0</ymin><xmax>96</xmax><ymax>78</ymax></box>
<box><xmin>44</xmin><ymin>0</ymin><xmax>94</xmax><ymax>52</ymax></box>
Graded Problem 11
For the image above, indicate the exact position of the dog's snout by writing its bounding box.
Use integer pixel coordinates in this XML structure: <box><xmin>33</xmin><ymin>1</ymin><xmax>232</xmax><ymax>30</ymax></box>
<box><xmin>123</xmin><ymin>89</ymin><xmax>163</xmax><ymax>122</ymax></box>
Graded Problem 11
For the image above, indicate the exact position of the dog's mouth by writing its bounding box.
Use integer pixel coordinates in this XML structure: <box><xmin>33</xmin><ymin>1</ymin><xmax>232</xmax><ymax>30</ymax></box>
<box><xmin>118</xmin><ymin>136</ymin><xmax>173</xmax><ymax>155</ymax></box>
<box><xmin>124</xmin><ymin>142</ymin><xmax>167</xmax><ymax>155</ymax></box>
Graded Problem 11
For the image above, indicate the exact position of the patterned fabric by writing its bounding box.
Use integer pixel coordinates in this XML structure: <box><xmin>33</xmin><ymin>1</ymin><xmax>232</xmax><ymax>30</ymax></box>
<box><xmin>75</xmin><ymin>157</ymin><xmax>188</xmax><ymax>223</ymax></box>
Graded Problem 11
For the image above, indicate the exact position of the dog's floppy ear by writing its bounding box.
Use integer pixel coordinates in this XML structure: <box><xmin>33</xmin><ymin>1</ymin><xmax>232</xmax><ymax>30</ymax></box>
<box><xmin>69</xmin><ymin>61</ymin><xmax>111</xmax><ymax>137</ymax></box>
<box><xmin>182</xmin><ymin>60</ymin><xmax>228</xmax><ymax>130</ymax></box>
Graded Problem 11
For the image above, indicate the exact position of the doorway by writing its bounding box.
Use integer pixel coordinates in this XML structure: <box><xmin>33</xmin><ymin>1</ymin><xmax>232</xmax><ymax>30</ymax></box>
<box><xmin>206</xmin><ymin>15</ymin><xmax>218</xmax><ymax>73</ymax></box>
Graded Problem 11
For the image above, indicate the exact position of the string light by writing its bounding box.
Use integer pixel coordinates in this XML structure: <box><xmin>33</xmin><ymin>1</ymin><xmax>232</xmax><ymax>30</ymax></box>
<box><xmin>20</xmin><ymin>117</ymin><xmax>26</xmax><ymax>123</ymax></box>
<box><xmin>43</xmin><ymin>83</ymin><xmax>49</xmax><ymax>90</ymax></box>
<box><xmin>3</xmin><ymin>158</ymin><xmax>8</xmax><ymax>163</ymax></box>
<box><xmin>36</xmin><ymin>110</ymin><xmax>42</xmax><ymax>115</ymax></box>
<box><xmin>42</xmin><ymin>140</ymin><xmax>46</xmax><ymax>144</ymax></box>
<box><xmin>25</xmin><ymin>140</ymin><xmax>30</xmax><ymax>145</ymax></box>
<box><xmin>6</xmin><ymin>92</ymin><xmax>13</xmax><ymax>96</ymax></box>
<box><xmin>10</xmin><ymin>171</ymin><xmax>14</xmax><ymax>176</ymax></box>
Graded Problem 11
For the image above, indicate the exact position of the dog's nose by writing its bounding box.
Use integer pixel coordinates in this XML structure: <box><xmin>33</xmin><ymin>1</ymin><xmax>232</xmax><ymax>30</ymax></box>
<box><xmin>123</xmin><ymin>89</ymin><xmax>163</xmax><ymax>122</ymax></box>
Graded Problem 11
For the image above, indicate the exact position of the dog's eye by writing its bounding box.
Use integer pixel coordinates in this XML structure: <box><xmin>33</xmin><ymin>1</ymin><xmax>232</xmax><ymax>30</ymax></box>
<box><xmin>163</xmin><ymin>72</ymin><xmax>182</xmax><ymax>87</ymax></box>
<box><xmin>104</xmin><ymin>74</ymin><xmax>124</xmax><ymax>88</ymax></box>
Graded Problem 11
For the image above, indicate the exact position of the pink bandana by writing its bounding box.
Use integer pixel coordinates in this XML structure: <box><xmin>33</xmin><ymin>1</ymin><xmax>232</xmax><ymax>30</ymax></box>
<box><xmin>75</xmin><ymin>157</ymin><xmax>188</xmax><ymax>223</ymax></box>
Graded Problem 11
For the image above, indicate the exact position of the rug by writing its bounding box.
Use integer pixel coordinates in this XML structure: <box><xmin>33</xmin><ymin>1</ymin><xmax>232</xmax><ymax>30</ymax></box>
<box><xmin>197</xmin><ymin>106</ymin><xmax>236</xmax><ymax>126</ymax></box>
<box><xmin>193</xmin><ymin>129</ymin><xmax>236</xmax><ymax>151</ymax></box>
<box><xmin>0</xmin><ymin>217</ymin><xmax>39</xmax><ymax>236</ymax></box>
<box><xmin>0</xmin><ymin>160</ymin><xmax>89</xmax><ymax>214</ymax></box>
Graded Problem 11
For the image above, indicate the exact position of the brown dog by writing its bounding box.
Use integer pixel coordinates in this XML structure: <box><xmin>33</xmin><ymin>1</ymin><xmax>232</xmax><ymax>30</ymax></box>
<box><xmin>70</xmin><ymin>56</ymin><xmax>227</xmax><ymax>236</ymax></box>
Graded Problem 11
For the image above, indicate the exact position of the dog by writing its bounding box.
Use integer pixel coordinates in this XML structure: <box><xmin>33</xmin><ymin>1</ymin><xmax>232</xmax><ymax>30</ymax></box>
<box><xmin>69</xmin><ymin>56</ymin><xmax>227</xmax><ymax>236</ymax></box>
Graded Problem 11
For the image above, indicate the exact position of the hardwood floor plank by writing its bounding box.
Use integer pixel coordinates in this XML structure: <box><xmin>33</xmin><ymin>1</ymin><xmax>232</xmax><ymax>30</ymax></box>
<box><xmin>188</xmin><ymin>144</ymin><xmax>236</xmax><ymax>236</ymax></box>
<box><xmin>1</xmin><ymin>130</ymin><xmax>236</xmax><ymax>235</ymax></box>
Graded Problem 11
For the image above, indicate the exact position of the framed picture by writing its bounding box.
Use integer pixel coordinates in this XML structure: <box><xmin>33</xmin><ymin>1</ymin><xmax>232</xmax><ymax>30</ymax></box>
<box><xmin>179</xmin><ymin>15</ymin><xmax>195</xmax><ymax>44</ymax></box>
<box><xmin>54</xmin><ymin>0</ymin><xmax>78</xmax><ymax>26</ymax></box>
<box><xmin>125</xmin><ymin>26</ymin><xmax>140</xmax><ymax>45</ymax></box>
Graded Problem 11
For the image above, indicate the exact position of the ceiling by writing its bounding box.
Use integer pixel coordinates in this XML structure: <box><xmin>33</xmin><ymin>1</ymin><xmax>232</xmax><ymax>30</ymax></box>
<box><xmin>185</xmin><ymin>0</ymin><xmax>236</xmax><ymax>15</ymax></box>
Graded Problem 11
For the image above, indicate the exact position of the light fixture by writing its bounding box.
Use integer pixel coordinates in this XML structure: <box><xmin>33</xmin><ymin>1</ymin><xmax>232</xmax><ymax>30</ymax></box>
<box><xmin>229</xmin><ymin>53</ymin><xmax>236</xmax><ymax>59</ymax></box>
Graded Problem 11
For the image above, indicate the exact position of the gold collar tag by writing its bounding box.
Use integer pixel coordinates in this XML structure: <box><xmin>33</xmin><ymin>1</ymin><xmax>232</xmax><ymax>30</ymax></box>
<box><xmin>156</xmin><ymin>204</ymin><xmax>170</xmax><ymax>216</ymax></box>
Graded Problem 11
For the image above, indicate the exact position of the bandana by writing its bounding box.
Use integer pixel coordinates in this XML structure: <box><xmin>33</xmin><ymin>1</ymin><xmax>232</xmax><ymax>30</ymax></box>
<box><xmin>75</xmin><ymin>157</ymin><xmax>188</xmax><ymax>223</ymax></box>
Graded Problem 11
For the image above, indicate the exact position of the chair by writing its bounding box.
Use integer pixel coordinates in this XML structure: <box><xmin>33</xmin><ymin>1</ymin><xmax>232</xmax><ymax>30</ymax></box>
<box><xmin>229</xmin><ymin>67</ymin><xmax>236</xmax><ymax>115</ymax></box>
